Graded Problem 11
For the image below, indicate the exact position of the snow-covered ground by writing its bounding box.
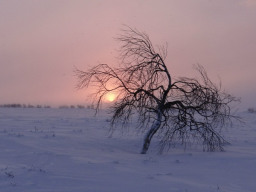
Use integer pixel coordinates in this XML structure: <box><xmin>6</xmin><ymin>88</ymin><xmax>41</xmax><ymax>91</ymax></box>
<box><xmin>0</xmin><ymin>107</ymin><xmax>255</xmax><ymax>192</ymax></box>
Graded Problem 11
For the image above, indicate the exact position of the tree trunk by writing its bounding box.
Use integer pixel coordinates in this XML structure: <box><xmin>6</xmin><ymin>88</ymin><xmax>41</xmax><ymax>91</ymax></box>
<box><xmin>141</xmin><ymin>111</ymin><xmax>162</xmax><ymax>154</ymax></box>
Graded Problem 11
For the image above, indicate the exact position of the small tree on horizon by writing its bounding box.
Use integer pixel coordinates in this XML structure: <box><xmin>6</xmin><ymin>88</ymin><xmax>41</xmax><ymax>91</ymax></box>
<box><xmin>75</xmin><ymin>27</ymin><xmax>238</xmax><ymax>154</ymax></box>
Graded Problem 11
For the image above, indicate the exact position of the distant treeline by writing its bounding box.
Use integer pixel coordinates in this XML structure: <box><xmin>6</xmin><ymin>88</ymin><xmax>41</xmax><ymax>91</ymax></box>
<box><xmin>58</xmin><ymin>105</ymin><xmax>89</xmax><ymax>109</ymax></box>
<box><xmin>0</xmin><ymin>104</ymin><xmax>51</xmax><ymax>108</ymax></box>
<box><xmin>0</xmin><ymin>104</ymin><xmax>90</xmax><ymax>109</ymax></box>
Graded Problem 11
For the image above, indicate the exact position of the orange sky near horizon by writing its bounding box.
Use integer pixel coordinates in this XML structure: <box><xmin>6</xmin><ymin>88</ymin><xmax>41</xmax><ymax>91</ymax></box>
<box><xmin>0</xmin><ymin>0</ymin><xmax>256</xmax><ymax>109</ymax></box>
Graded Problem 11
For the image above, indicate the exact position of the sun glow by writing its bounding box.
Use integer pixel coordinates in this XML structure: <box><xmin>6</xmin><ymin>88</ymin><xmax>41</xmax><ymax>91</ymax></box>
<box><xmin>105</xmin><ymin>92</ymin><xmax>116</xmax><ymax>102</ymax></box>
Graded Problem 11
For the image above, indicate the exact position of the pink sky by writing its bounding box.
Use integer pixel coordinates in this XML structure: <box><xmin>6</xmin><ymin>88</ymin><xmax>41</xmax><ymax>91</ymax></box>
<box><xmin>0</xmin><ymin>0</ymin><xmax>256</xmax><ymax>109</ymax></box>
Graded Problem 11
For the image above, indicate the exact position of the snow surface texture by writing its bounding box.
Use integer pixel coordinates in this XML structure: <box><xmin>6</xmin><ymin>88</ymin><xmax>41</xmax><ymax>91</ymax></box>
<box><xmin>0</xmin><ymin>108</ymin><xmax>255</xmax><ymax>192</ymax></box>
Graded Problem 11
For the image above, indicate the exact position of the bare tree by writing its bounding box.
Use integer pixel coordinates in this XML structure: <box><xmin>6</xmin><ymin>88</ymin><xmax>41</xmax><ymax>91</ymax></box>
<box><xmin>75</xmin><ymin>27</ymin><xmax>238</xmax><ymax>154</ymax></box>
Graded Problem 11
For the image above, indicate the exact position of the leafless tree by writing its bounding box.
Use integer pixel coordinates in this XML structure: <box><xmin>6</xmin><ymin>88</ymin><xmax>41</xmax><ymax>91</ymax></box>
<box><xmin>75</xmin><ymin>27</ymin><xmax>238</xmax><ymax>154</ymax></box>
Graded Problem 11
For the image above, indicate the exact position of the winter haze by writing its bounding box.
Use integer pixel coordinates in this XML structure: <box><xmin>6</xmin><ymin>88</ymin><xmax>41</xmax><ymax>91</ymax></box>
<box><xmin>1</xmin><ymin>0</ymin><xmax>256</xmax><ymax>109</ymax></box>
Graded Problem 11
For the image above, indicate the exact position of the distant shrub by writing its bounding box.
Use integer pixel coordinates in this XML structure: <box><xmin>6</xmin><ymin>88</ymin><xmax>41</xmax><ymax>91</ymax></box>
<box><xmin>59</xmin><ymin>105</ymin><xmax>69</xmax><ymax>109</ymax></box>
<box><xmin>248</xmin><ymin>108</ymin><xmax>256</xmax><ymax>113</ymax></box>
<box><xmin>77</xmin><ymin>105</ymin><xmax>85</xmax><ymax>109</ymax></box>
<box><xmin>10</xmin><ymin>104</ymin><xmax>17</xmax><ymax>108</ymax></box>
<box><xmin>86</xmin><ymin>104</ymin><xmax>94</xmax><ymax>109</ymax></box>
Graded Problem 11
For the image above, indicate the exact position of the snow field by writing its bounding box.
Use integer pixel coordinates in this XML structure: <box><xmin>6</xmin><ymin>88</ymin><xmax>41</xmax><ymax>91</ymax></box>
<box><xmin>0</xmin><ymin>108</ymin><xmax>255</xmax><ymax>192</ymax></box>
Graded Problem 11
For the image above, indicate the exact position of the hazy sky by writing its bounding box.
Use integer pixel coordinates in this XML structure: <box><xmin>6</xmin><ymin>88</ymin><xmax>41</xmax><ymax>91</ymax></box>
<box><xmin>1</xmin><ymin>0</ymin><xmax>256</xmax><ymax>109</ymax></box>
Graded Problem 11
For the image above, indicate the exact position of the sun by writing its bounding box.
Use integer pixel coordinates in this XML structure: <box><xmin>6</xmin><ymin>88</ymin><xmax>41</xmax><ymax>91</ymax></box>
<box><xmin>105</xmin><ymin>92</ymin><xmax>116</xmax><ymax>102</ymax></box>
